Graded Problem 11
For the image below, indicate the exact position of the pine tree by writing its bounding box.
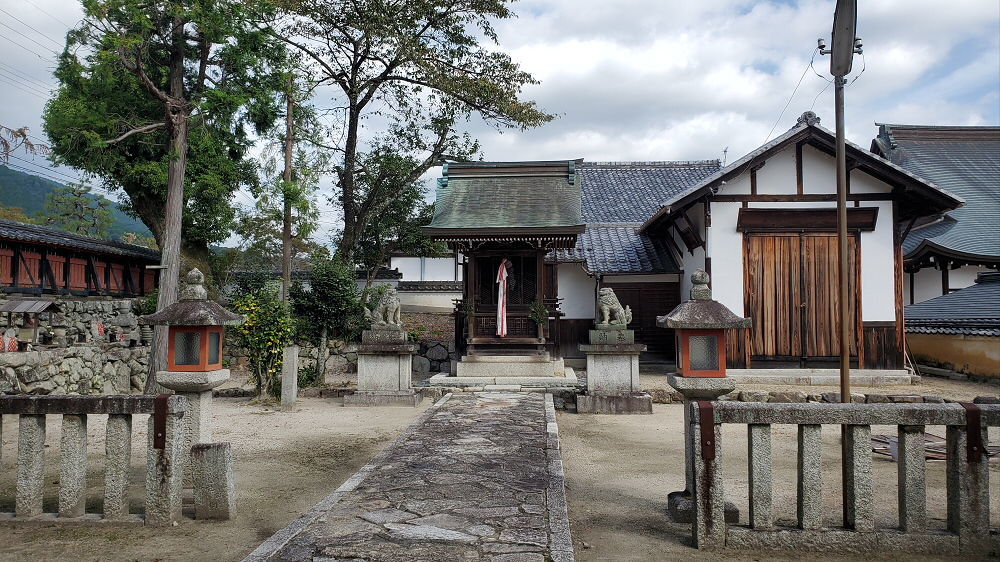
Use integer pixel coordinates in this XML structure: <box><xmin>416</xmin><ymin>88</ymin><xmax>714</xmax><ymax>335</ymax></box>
<box><xmin>41</xmin><ymin>183</ymin><xmax>113</xmax><ymax>238</ymax></box>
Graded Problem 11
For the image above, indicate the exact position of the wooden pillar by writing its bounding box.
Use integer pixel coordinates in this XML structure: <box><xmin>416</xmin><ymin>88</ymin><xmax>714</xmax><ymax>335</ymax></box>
<box><xmin>940</xmin><ymin>260</ymin><xmax>950</xmax><ymax>295</ymax></box>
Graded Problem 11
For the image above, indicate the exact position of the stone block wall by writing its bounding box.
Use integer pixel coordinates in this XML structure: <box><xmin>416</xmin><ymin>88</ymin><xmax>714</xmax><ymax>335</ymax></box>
<box><xmin>0</xmin><ymin>296</ymin><xmax>150</xmax><ymax>395</ymax></box>
<box><xmin>0</xmin><ymin>344</ymin><xmax>148</xmax><ymax>395</ymax></box>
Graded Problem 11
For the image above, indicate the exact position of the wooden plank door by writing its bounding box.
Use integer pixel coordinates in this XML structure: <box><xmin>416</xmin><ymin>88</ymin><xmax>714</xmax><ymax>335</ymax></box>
<box><xmin>744</xmin><ymin>233</ymin><xmax>859</xmax><ymax>360</ymax></box>
<box><xmin>603</xmin><ymin>282</ymin><xmax>680</xmax><ymax>356</ymax></box>
<box><xmin>801</xmin><ymin>234</ymin><xmax>860</xmax><ymax>357</ymax></box>
<box><xmin>744</xmin><ymin>234</ymin><xmax>802</xmax><ymax>358</ymax></box>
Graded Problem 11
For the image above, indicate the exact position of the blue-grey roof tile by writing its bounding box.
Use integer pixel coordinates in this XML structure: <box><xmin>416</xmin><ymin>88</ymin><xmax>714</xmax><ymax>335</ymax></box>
<box><xmin>905</xmin><ymin>272</ymin><xmax>1000</xmax><ymax>336</ymax></box>
<box><xmin>553</xmin><ymin>224</ymin><xmax>680</xmax><ymax>274</ymax></box>
<box><xmin>579</xmin><ymin>161</ymin><xmax>720</xmax><ymax>223</ymax></box>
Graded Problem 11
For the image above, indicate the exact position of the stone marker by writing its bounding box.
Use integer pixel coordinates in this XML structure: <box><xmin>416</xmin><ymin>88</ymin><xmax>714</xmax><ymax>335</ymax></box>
<box><xmin>281</xmin><ymin>345</ymin><xmax>299</xmax><ymax>411</ymax></box>
<box><xmin>192</xmin><ymin>442</ymin><xmax>235</xmax><ymax>520</ymax></box>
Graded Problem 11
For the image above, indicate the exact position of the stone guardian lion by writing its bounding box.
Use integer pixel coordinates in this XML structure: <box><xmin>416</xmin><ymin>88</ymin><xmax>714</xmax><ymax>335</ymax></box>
<box><xmin>597</xmin><ymin>287</ymin><xmax>632</xmax><ymax>327</ymax></box>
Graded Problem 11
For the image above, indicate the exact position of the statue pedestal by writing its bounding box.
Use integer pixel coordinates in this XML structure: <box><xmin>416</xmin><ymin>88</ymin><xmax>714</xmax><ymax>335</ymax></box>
<box><xmin>345</xmin><ymin>329</ymin><xmax>421</xmax><ymax>407</ymax></box>
<box><xmin>576</xmin><ymin>330</ymin><xmax>650</xmax><ymax>414</ymax></box>
<box><xmin>665</xmin><ymin>373</ymin><xmax>740</xmax><ymax>523</ymax></box>
<box><xmin>157</xmin><ymin>369</ymin><xmax>230</xmax><ymax>445</ymax></box>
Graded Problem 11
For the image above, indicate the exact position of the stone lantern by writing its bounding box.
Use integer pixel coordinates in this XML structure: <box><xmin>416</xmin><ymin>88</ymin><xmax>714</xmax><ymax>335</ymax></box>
<box><xmin>657</xmin><ymin>269</ymin><xmax>749</xmax><ymax>523</ymax></box>
<box><xmin>659</xmin><ymin>270</ymin><xmax>749</xmax><ymax>378</ymax></box>
<box><xmin>139</xmin><ymin>269</ymin><xmax>244</xmax><ymax>445</ymax></box>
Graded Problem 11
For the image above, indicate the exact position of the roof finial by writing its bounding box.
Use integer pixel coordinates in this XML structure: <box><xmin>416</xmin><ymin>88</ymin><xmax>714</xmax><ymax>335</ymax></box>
<box><xmin>179</xmin><ymin>268</ymin><xmax>208</xmax><ymax>301</ymax></box>
<box><xmin>797</xmin><ymin>111</ymin><xmax>821</xmax><ymax>126</ymax></box>
<box><xmin>690</xmin><ymin>269</ymin><xmax>711</xmax><ymax>301</ymax></box>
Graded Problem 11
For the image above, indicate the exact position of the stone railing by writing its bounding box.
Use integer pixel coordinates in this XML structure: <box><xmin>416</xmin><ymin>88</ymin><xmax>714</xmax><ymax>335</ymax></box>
<box><xmin>0</xmin><ymin>395</ymin><xmax>188</xmax><ymax>525</ymax></box>
<box><xmin>688</xmin><ymin>401</ymin><xmax>998</xmax><ymax>555</ymax></box>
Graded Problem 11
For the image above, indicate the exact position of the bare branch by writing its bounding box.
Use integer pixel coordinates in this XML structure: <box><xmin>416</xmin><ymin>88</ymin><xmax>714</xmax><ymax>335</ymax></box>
<box><xmin>104</xmin><ymin>121</ymin><xmax>166</xmax><ymax>144</ymax></box>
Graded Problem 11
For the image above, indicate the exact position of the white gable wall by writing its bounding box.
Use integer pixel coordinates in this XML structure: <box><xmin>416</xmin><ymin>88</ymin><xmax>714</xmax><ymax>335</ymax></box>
<box><xmin>558</xmin><ymin>263</ymin><xmax>595</xmax><ymax>319</ymax></box>
<box><xmin>706</xmin><ymin>144</ymin><xmax>898</xmax><ymax>322</ymax></box>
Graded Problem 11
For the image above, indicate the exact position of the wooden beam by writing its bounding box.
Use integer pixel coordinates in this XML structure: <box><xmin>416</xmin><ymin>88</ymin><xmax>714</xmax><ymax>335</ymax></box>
<box><xmin>737</xmin><ymin>207</ymin><xmax>879</xmax><ymax>232</ymax></box>
<box><xmin>11</xmin><ymin>246</ymin><xmax>20</xmax><ymax>288</ymax></box>
<box><xmin>86</xmin><ymin>256</ymin><xmax>102</xmax><ymax>294</ymax></box>
<box><xmin>713</xmin><ymin>194</ymin><xmax>893</xmax><ymax>203</ymax></box>
<box><xmin>795</xmin><ymin>142</ymin><xmax>804</xmax><ymax>195</ymax></box>
<box><xmin>662</xmin><ymin>227</ymin><xmax>685</xmax><ymax>263</ymax></box>
<box><xmin>940</xmin><ymin>260</ymin><xmax>950</xmax><ymax>295</ymax></box>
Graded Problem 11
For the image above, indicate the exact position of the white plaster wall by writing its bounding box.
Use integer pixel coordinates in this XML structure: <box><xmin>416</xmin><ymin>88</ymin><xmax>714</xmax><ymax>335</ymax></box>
<box><xmin>909</xmin><ymin>267</ymin><xmax>942</xmax><ymax>304</ymax></box>
<box><xmin>397</xmin><ymin>291</ymin><xmax>460</xmax><ymax>311</ymax></box>
<box><xmin>754</xmin><ymin>149</ymin><xmax>797</xmax><ymax>194</ymax></box>
<box><xmin>707</xmin><ymin>201</ymin><xmax>744</xmax><ymax>314</ymax></box>
<box><xmin>859</xmin><ymin>200</ymin><xmax>896</xmax><ymax>321</ymax></box>
<box><xmin>801</xmin><ymin>145</ymin><xmax>836</xmax><ymax>194</ymax></box>
<box><xmin>389</xmin><ymin>256</ymin><xmax>459</xmax><ymax>281</ymax></box>
<box><xmin>906</xmin><ymin>264</ymin><xmax>993</xmax><ymax>305</ymax></box>
<box><xmin>558</xmin><ymin>264</ymin><xmax>595</xmax><ymax>319</ymax></box>
<box><xmin>390</xmin><ymin>257</ymin><xmax>422</xmax><ymax>280</ymax></box>
<box><xmin>949</xmin><ymin>265</ymin><xmax>991</xmax><ymax>291</ymax></box>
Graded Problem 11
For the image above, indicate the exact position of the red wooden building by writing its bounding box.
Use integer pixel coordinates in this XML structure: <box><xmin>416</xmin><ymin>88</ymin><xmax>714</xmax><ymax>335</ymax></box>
<box><xmin>0</xmin><ymin>219</ymin><xmax>160</xmax><ymax>297</ymax></box>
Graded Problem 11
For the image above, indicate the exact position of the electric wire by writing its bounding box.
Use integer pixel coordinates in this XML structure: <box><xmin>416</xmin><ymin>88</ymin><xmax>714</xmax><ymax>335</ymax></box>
<box><xmin>0</xmin><ymin>70</ymin><xmax>50</xmax><ymax>97</ymax></box>
<box><xmin>0</xmin><ymin>20</ymin><xmax>60</xmax><ymax>56</ymax></box>
<box><xmin>0</xmin><ymin>7</ymin><xmax>65</xmax><ymax>50</ymax></box>
<box><xmin>0</xmin><ymin>61</ymin><xmax>55</xmax><ymax>91</ymax></box>
<box><xmin>22</xmin><ymin>0</ymin><xmax>77</xmax><ymax>29</ymax></box>
<box><xmin>0</xmin><ymin>75</ymin><xmax>49</xmax><ymax>98</ymax></box>
<box><xmin>0</xmin><ymin>33</ymin><xmax>56</xmax><ymax>62</ymax></box>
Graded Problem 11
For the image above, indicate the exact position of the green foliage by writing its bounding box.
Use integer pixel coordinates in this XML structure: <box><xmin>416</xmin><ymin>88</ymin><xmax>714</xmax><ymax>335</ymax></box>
<box><xmin>297</xmin><ymin>362</ymin><xmax>321</xmax><ymax>388</ymax></box>
<box><xmin>40</xmin><ymin>182</ymin><xmax>113</xmax><ymax>238</ymax></box>
<box><xmin>42</xmin><ymin>0</ymin><xmax>288</xmax><ymax>250</ymax></box>
<box><xmin>290</xmin><ymin>257</ymin><xmax>366</xmax><ymax>343</ymax></box>
<box><xmin>230</xmin><ymin>288</ymin><xmax>294</xmax><ymax>397</ymax></box>
<box><xmin>528</xmin><ymin>300</ymin><xmax>549</xmax><ymax>326</ymax></box>
<box><xmin>133</xmin><ymin>289</ymin><xmax>159</xmax><ymax>316</ymax></box>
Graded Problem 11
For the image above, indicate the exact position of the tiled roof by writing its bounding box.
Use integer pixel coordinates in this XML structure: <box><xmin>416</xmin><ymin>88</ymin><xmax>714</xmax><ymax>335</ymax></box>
<box><xmin>579</xmin><ymin>161</ymin><xmax>720</xmax><ymax>223</ymax></box>
<box><xmin>552</xmin><ymin>223</ymin><xmax>680</xmax><ymax>274</ymax></box>
<box><xmin>0</xmin><ymin>218</ymin><xmax>160</xmax><ymax>261</ymax></box>
<box><xmin>426</xmin><ymin>161</ymin><xmax>583</xmax><ymax>231</ymax></box>
<box><xmin>874</xmin><ymin>124</ymin><xmax>1000</xmax><ymax>263</ymax></box>
<box><xmin>905</xmin><ymin>272</ymin><xmax>1000</xmax><ymax>336</ymax></box>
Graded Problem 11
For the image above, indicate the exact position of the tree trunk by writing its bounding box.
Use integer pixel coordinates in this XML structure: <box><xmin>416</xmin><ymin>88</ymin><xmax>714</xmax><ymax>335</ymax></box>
<box><xmin>337</xmin><ymin>105</ymin><xmax>361</xmax><ymax>264</ymax></box>
<box><xmin>281</xmin><ymin>77</ymin><xmax>294</xmax><ymax>302</ymax></box>
<box><xmin>145</xmin><ymin>16</ymin><xmax>189</xmax><ymax>394</ymax></box>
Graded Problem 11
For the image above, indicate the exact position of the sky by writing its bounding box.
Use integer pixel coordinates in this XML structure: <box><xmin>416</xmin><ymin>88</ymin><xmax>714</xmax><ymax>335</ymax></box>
<box><xmin>1</xmin><ymin>0</ymin><xmax>998</xmax><ymax>244</ymax></box>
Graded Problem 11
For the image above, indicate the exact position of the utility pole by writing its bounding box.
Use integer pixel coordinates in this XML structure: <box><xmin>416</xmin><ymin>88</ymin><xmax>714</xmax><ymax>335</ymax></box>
<box><xmin>281</xmin><ymin>75</ymin><xmax>295</xmax><ymax>302</ymax></box>
<box><xmin>820</xmin><ymin>0</ymin><xmax>862</xmax><ymax>403</ymax></box>
<box><xmin>820</xmin><ymin>0</ymin><xmax>863</xmax><ymax>531</ymax></box>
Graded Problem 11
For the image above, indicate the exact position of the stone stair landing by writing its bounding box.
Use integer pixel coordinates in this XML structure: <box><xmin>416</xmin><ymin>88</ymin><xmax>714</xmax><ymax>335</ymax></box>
<box><xmin>455</xmin><ymin>353</ymin><xmax>565</xmax><ymax>378</ymax></box>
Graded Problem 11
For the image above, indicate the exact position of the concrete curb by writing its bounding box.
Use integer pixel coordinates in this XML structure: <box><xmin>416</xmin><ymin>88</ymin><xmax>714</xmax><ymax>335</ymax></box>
<box><xmin>544</xmin><ymin>393</ymin><xmax>575</xmax><ymax>562</ymax></box>
<box><xmin>240</xmin><ymin>393</ymin><xmax>453</xmax><ymax>562</ymax></box>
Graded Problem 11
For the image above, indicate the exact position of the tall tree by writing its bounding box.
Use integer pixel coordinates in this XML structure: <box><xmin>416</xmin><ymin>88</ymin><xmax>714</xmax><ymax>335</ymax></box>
<box><xmin>263</xmin><ymin>0</ymin><xmax>553</xmax><ymax>263</ymax></box>
<box><xmin>44</xmin><ymin>0</ymin><xmax>287</xmax><ymax>391</ymax></box>
<box><xmin>41</xmin><ymin>182</ymin><xmax>114</xmax><ymax>237</ymax></box>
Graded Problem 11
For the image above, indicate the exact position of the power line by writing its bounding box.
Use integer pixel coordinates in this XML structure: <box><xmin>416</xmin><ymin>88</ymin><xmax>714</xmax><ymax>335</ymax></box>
<box><xmin>4</xmin><ymin>155</ymin><xmax>112</xmax><ymax>197</ymax></box>
<box><xmin>0</xmin><ymin>75</ymin><xmax>49</xmax><ymax>98</ymax></box>
<box><xmin>0</xmin><ymin>69</ymin><xmax>50</xmax><ymax>97</ymax></box>
<box><xmin>0</xmin><ymin>33</ymin><xmax>56</xmax><ymax>62</ymax></box>
<box><xmin>0</xmin><ymin>61</ymin><xmax>54</xmax><ymax>90</ymax></box>
<box><xmin>0</xmin><ymin>7</ymin><xmax>65</xmax><ymax>50</ymax></box>
<box><xmin>22</xmin><ymin>0</ymin><xmax>77</xmax><ymax>29</ymax></box>
<box><xmin>0</xmin><ymin>20</ymin><xmax>59</xmax><ymax>56</ymax></box>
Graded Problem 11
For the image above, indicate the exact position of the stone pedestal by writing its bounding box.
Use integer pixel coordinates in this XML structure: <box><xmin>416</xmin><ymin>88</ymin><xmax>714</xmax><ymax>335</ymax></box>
<box><xmin>345</xmin><ymin>329</ymin><xmax>421</xmax><ymax>407</ymax></box>
<box><xmin>666</xmin><ymin>372</ymin><xmax>740</xmax><ymax>523</ymax></box>
<box><xmin>157</xmin><ymin>368</ymin><xmax>230</xmax><ymax>445</ymax></box>
<box><xmin>576</xmin><ymin>331</ymin><xmax>650</xmax><ymax>414</ymax></box>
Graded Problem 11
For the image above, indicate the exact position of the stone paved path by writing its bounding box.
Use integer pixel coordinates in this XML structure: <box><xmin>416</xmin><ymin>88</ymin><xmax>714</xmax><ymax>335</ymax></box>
<box><xmin>244</xmin><ymin>392</ymin><xmax>573</xmax><ymax>562</ymax></box>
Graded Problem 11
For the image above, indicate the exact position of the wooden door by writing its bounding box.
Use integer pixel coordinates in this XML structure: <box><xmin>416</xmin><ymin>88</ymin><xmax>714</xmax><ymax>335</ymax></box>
<box><xmin>744</xmin><ymin>233</ymin><xmax>859</xmax><ymax>360</ymax></box>
<box><xmin>603</xmin><ymin>282</ymin><xmax>680</xmax><ymax>356</ymax></box>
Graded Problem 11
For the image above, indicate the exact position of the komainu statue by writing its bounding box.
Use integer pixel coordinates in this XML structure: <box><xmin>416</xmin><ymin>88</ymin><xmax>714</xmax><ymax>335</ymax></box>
<box><xmin>597</xmin><ymin>287</ymin><xmax>632</xmax><ymax>329</ymax></box>
<box><xmin>365</xmin><ymin>287</ymin><xmax>403</xmax><ymax>329</ymax></box>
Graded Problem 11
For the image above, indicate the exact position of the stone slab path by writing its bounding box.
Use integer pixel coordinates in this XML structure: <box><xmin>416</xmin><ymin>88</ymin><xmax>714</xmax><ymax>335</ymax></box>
<box><xmin>244</xmin><ymin>392</ymin><xmax>574</xmax><ymax>562</ymax></box>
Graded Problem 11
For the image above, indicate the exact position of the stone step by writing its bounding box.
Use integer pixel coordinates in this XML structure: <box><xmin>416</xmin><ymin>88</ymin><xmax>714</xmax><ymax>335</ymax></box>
<box><xmin>727</xmin><ymin>369</ymin><xmax>914</xmax><ymax>386</ymax></box>
<box><xmin>460</xmin><ymin>353</ymin><xmax>552</xmax><ymax>363</ymax></box>
<box><xmin>429</xmin><ymin>369</ymin><xmax>579</xmax><ymax>389</ymax></box>
<box><xmin>456</xmin><ymin>358</ymin><xmax>564</xmax><ymax>378</ymax></box>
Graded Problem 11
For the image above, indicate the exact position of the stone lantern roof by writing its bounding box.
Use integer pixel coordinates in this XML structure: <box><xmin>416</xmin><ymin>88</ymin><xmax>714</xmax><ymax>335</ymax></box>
<box><xmin>657</xmin><ymin>270</ymin><xmax>750</xmax><ymax>330</ymax></box>
<box><xmin>139</xmin><ymin>269</ymin><xmax>244</xmax><ymax>327</ymax></box>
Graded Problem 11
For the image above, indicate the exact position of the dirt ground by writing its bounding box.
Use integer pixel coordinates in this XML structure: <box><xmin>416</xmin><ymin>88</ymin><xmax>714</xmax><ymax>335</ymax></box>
<box><xmin>0</xmin><ymin>397</ymin><xmax>428</xmax><ymax>562</ymax></box>
<box><xmin>558</xmin><ymin>375</ymin><xmax>1000</xmax><ymax>562</ymax></box>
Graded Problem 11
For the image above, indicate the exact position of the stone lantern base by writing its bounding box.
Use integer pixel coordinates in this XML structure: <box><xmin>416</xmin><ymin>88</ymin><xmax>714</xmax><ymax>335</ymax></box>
<box><xmin>344</xmin><ymin>329</ymin><xmax>422</xmax><ymax>407</ymax></box>
<box><xmin>665</xmin><ymin>372</ymin><xmax>740</xmax><ymax>523</ymax></box>
<box><xmin>157</xmin><ymin>368</ymin><xmax>230</xmax><ymax>445</ymax></box>
<box><xmin>576</xmin><ymin>332</ymin><xmax>651</xmax><ymax>414</ymax></box>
